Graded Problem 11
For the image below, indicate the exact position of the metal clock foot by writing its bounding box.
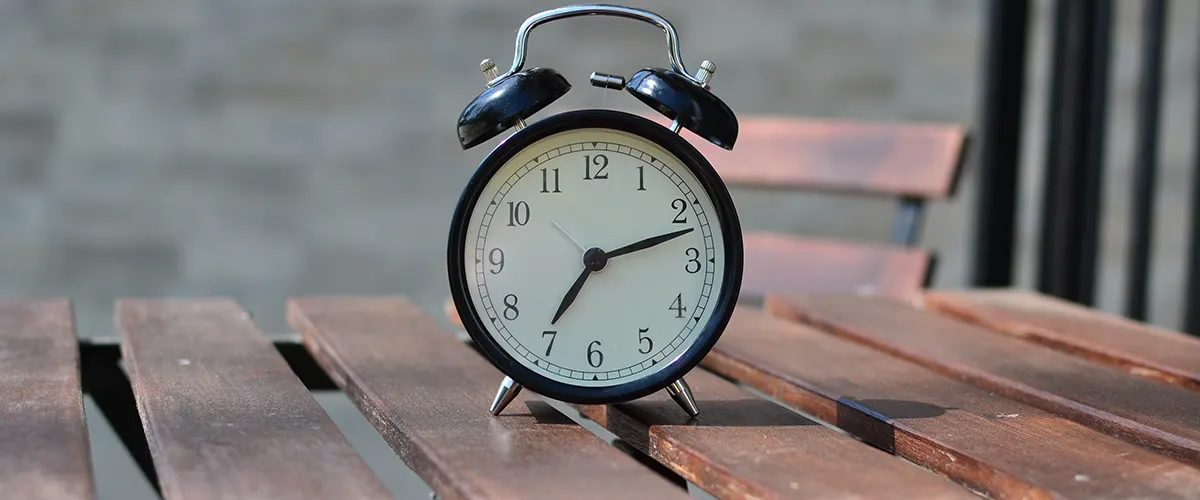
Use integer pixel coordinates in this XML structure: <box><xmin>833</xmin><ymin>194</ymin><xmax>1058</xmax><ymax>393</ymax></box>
<box><xmin>666</xmin><ymin>378</ymin><xmax>699</xmax><ymax>418</ymax></box>
<box><xmin>489</xmin><ymin>376</ymin><xmax>523</xmax><ymax>415</ymax></box>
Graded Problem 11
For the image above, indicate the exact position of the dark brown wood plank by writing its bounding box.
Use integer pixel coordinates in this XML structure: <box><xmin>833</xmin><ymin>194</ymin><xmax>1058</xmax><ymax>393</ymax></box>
<box><xmin>742</xmin><ymin>232</ymin><xmax>930</xmax><ymax>300</ymax></box>
<box><xmin>288</xmin><ymin>297</ymin><xmax>687</xmax><ymax>500</ymax></box>
<box><xmin>684</xmin><ymin>116</ymin><xmax>967</xmax><ymax>199</ymax></box>
<box><xmin>576</xmin><ymin>369</ymin><xmax>973</xmax><ymax>499</ymax></box>
<box><xmin>925</xmin><ymin>289</ymin><xmax>1200</xmax><ymax>391</ymax></box>
<box><xmin>0</xmin><ymin>299</ymin><xmax>93</xmax><ymax>500</ymax></box>
<box><xmin>767</xmin><ymin>294</ymin><xmax>1200</xmax><ymax>464</ymax></box>
<box><xmin>117</xmin><ymin>299</ymin><xmax>390</xmax><ymax>500</ymax></box>
<box><xmin>704</xmin><ymin>307</ymin><xmax>1200</xmax><ymax>498</ymax></box>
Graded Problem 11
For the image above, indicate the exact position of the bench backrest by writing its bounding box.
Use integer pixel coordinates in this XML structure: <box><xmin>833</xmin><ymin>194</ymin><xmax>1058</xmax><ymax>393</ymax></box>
<box><xmin>686</xmin><ymin>116</ymin><xmax>968</xmax><ymax>200</ymax></box>
<box><xmin>683</xmin><ymin>115</ymin><xmax>968</xmax><ymax>299</ymax></box>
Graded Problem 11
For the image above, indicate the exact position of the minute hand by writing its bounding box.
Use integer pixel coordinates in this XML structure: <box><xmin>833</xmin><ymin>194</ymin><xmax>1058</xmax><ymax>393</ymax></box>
<box><xmin>606</xmin><ymin>227</ymin><xmax>694</xmax><ymax>259</ymax></box>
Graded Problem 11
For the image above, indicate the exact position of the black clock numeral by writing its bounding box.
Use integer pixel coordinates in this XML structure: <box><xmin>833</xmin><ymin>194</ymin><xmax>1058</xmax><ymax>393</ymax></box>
<box><xmin>671</xmin><ymin>198</ymin><xmax>688</xmax><ymax>224</ymax></box>
<box><xmin>583</xmin><ymin>154</ymin><xmax>609</xmax><ymax>180</ymax></box>
<box><xmin>488</xmin><ymin>248</ymin><xmax>505</xmax><ymax>274</ymax></box>
<box><xmin>540</xmin><ymin>168</ymin><xmax>561</xmax><ymax>193</ymax></box>
<box><xmin>685</xmin><ymin>247</ymin><xmax>701</xmax><ymax>274</ymax></box>
<box><xmin>542</xmin><ymin>330</ymin><xmax>557</xmax><ymax>356</ymax></box>
<box><xmin>636</xmin><ymin>166</ymin><xmax>647</xmax><ymax>191</ymax></box>
<box><xmin>502</xmin><ymin>294</ymin><xmax>519</xmax><ymax>320</ymax></box>
<box><xmin>637</xmin><ymin>327</ymin><xmax>653</xmax><ymax>354</ymax></box>
<box><xmin>669</xmin><ymin>293</ymin><xmax>687</xmax><ymax>318</ymax></box>
<box><xmin>587</xmin><ymin>340</ymin><xmax>604</xmax><ymax>367</ymax></box>
<box><xmin>507</xmin><ymin>201</ymin><xmax>530</xmax><ymax>226</ymax></box>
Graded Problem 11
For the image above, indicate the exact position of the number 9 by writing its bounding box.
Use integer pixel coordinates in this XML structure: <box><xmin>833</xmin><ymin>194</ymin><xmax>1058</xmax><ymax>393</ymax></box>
<box><xmin>489</xmin><ymin>248</ymin><xmax>505</xmax><ymax>274</ymax></box>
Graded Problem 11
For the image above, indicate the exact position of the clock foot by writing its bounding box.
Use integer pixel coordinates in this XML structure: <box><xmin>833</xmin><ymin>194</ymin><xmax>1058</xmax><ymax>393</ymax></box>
<box><xmin>489</xmin><ymin>376</ymin><xmax>523</xmax><ymax>415</ymax></box>
<box><xmin>666</xmin><ymin>378</ymin><xmax>699</xmax><ymax>418</ymax></box>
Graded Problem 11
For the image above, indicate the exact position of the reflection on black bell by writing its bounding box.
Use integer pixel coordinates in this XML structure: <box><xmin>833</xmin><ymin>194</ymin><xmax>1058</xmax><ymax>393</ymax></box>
<box><xmin>456</xmin><ymin>68</ymin><xmax>571</xmax><ymax>149</ymax></box>
<box><xmin>625</xmin><ymin>68</ymin><xmax>738</xmax><ymax>150</ymax></box>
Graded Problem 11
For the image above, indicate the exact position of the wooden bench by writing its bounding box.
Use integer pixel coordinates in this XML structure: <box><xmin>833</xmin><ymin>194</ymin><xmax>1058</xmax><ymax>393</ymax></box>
<box><xmin>710</xmin><ymin>302</ymin><xmax>1200</xmax><ymax>498</ymax></box>
<box><xmin>0</xmin><ymin>300</ymin><xmax>92</xmax><ymax>500</ymax></box>
<box><xmin>6</xmin><ymin>293</ymin><xmax>1200</xmax><ymax>499</ymax></box>
<box><xmin>923</xmin><ymin>290</ymin><xmax>1200</xmax><ymax>391</ymax></box>
<box><xmin>765</xmin><ymin>293</ymin><xmax>1200</xmax><ymax>463</ymax></box>
<box><xmin>683</xmin><ymin>116</ymin><xmax>968</xmax><ymax>300</ymax></box>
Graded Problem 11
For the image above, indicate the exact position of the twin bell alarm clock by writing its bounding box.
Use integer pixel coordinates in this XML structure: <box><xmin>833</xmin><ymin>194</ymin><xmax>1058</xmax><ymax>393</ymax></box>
<box><xmin>447</xmin><ymin>4</ymin><xmax>742</xmax><ymax>417</ymax></box>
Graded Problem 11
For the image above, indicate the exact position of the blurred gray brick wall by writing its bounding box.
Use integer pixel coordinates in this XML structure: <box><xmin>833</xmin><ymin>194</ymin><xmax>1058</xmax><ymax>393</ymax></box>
<box><xmin>0</xmin><ymin>0</ymin><xmax>1195</xmax><ymax>330</ymax></box>
<box><xmin>0</xmin><ymin>0</ymin><xmax>986</xmax><ymax>338</ymax></box>
<box><xmin>3</xmin><ymin>0</ymin><xmax>1199</xmax><ymax>335</ymax></box>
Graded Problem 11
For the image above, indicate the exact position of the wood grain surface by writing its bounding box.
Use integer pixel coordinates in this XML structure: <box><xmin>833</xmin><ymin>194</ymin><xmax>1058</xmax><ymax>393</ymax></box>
<box><xmin>0</xmin><ymin>299</ymin><xmax>94</xmax><ymax>500</ymax></box>
<box><xmin>117</xmin><ymin>298</ymin><xmax>391</xmax><ymax>500</ymax></box>
<box><xmin>704</xmin><ymin>307</ymin><xmax>1200</xmax><ymax>499</ymax></box>
<box><xmin>576</xmin><ymin>369</ymin><xmax>972</xmax><ymax>499</ymax></box>
<box><xmin>446</xmin><ymin>296</ymin><xmax>962</xmax><ymax>498</ymax></box>
<box><xmin>768</xmin><ymin>294</ymin><xmax>1200</xmax><ymax>464</ymax></box>
<box><xmin>288</xmin><ymin>296</ymin><xmax>687</xmax><ymax>500</ymax></box>
<box><xmin>925</xmin><ymin>289</ymin><xmax>1200</xmax><ymax>391</ymax></box>
<box><xmin>685</xmin><ymin>116</ymin><xmax>967</xmax><ymax>199</ymax></box>
<box><xmin>741</xmin><ymin>232</ymin><xmax>930</xmax><ymax>300</ymax></box>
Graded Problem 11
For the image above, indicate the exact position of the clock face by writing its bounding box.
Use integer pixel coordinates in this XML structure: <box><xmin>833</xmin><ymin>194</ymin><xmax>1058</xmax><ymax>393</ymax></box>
<box><xmin>450</xmin><ymin>111</ymin><xmax>741</xmax><ymax>401</ymax></box>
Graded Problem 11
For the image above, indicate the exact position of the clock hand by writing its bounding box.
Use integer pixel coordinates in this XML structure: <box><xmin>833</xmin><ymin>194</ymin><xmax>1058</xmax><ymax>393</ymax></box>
<box><xmin>550</xmin><ymin>218</ymin><xmax>586</xmax><ymax>252</ymax></box>
<box><xmin>605</xmin><ymin>227</ymin><xmax>694</xmax><ymax>259</ymax></box>
<box><xmin>550</xmin><ymin>247</ymin><xmax>609</xmax><ymax>325</ymax></box>
<box><xmin>551</xmin><ymin>266</ymin><xmax>592</xmax><ymax>325</ymax></box>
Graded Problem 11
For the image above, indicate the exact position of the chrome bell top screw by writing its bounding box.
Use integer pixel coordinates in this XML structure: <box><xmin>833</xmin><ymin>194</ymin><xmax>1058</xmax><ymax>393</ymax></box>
<box><xmin>480</xmin><ymin>58</ymin><xmax>527</xmax><ymax>130</ymax></box>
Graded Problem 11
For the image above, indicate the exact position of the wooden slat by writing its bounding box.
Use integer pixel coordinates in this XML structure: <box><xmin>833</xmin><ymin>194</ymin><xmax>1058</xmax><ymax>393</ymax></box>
<box><xmin>925</xmin><ymin>289</ymin><xmax>1200</xmax><ymax>391</ymax></box>
<box><xmin>576</xmin><ymin>369</ymin><xmax>972</xmax><ymax>499</ymax></box>
<box><xmin>686</xmin><ymin>116</ymin><xmax>967</xmax><ymax>199</ymax></box>
<box><xmin>117</xmin><ymin>299</ymin><xmax>390</xmax><ymax>500</ymax></box>
<box><xmin>703</xmin><ymin>308</ymin><xmax>1200</xmax><ymax>498</ymax></box>
<box><xmin>742</xmin><ymin>232</ymin><xmax>930</xmax><ymax>300</ymax></box>
<box><xmin>767</xmin><ymin>294</ymin><xmax>1200</xmax><ymax>464</ymax></box>
<box><xmin>288</xmin><ymin>297</ymin><xmax>687</xmax><ymax>500</ymax></box>
<box><xmin>0</xmin><ymin>300</ymin><xmax>93</xmax><ymax>500</ymax></box>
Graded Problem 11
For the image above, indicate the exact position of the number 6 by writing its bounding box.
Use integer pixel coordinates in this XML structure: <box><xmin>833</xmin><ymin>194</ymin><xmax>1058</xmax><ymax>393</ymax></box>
<box><xmin>587</xmin><ymin>341</ymin><xmax>603</xmax><ymax>368</ymax></box>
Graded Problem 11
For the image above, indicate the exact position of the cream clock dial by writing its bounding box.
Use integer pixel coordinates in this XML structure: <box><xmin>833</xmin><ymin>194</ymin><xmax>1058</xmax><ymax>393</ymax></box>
<box><xmin>463</xmin><ymin>126</ymin><xmax>725</xmax><ymax>387</ymax></box>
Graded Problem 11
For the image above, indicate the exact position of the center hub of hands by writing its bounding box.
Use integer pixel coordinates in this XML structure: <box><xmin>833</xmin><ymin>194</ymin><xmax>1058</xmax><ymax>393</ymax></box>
<box><xmin>583</xmin><ymin>247</ymin><xmax>608</xmax><ymax>272</ymax></box>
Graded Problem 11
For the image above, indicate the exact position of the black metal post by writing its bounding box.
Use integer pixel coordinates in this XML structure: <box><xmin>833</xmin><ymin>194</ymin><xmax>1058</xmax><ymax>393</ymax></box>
<box><xmin>1036</xmin><ymin>0</ymin><xmax>1114</xmax><ymax>305</ymax></box>
<box><xmin>1125</xmin><ymin>0</ymin><xmax>1168</xmax><ymax>321</ymax></box>
<box><xmin>971</xmin><ymin>0</ymin><xmax>1030</xmax><ymax>287</ymax></box>
<box><xmin>1184</xmin><ymin>22</ymin><xmax>1200</xmax><ymax>335</ymax></box>
<box><xmin>890</xmin><ymin>198</ymin><xmax>925</xmax><ymax>246</ymax></box>
<box><xmin>1038</xmin><ymin>0</ymin><xmax>1070</xmax><ymax>289</ymax></box>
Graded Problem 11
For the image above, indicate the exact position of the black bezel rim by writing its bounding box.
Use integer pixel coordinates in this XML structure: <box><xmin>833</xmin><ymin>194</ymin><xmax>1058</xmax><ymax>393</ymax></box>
<box><xmin>447</xmin><ymin>109</ymin><xmax>743</xmax><ymax>404</ymax></box>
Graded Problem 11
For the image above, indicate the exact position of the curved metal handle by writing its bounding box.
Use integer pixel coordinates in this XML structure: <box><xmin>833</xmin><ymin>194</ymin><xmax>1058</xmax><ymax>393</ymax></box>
<box><xmin>488</xmin><ymin>4</ymin><xmax>704</xmax><ymax>87</ymax></box>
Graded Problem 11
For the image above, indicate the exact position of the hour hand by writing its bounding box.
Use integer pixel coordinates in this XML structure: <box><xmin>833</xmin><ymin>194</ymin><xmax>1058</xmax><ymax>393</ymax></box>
<box><xmin>606</xmin><ymin>227</ymin><xmax>694</xmax><ymax>259</ymax></box>
<box><xmin>551</xmin><ymin>267</ymin><xmax>592</xmax><ymax>325</ymax></box>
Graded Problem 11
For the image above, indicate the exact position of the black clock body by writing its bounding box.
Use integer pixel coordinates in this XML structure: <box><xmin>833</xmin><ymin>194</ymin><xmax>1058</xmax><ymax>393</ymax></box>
<box><xmin>447</xmin><ymin>109</ymin><xmax>743</xmax><ymax>404</ymax></box>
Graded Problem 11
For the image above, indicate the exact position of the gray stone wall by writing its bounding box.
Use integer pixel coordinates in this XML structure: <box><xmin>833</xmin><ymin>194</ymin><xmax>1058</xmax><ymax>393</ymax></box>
<box><xmin>0</xmin><ymin>0</ymin><xmax>985</xmax><ymax>338</ymax></box>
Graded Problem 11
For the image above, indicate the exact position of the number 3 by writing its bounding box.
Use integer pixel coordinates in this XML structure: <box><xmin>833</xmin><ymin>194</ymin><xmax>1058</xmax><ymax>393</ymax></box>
<box><xmin>685</xmin><ymin>247</ymin><xmax>701</xmax><ymax>274</ymax></box>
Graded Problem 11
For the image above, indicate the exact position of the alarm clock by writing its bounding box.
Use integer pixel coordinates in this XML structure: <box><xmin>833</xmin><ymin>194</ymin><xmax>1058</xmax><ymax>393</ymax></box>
<box><xmin>447</xmin><ymin>4</ymin><xmax>742</xmax><ymax>417</ymax></box>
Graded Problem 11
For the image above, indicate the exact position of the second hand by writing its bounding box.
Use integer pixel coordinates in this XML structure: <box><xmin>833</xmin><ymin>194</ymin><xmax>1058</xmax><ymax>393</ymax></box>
<box><xmin>551</xmin><ymin>218</ymin><xmax>587</xmax><ymax>252</ymax></box>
